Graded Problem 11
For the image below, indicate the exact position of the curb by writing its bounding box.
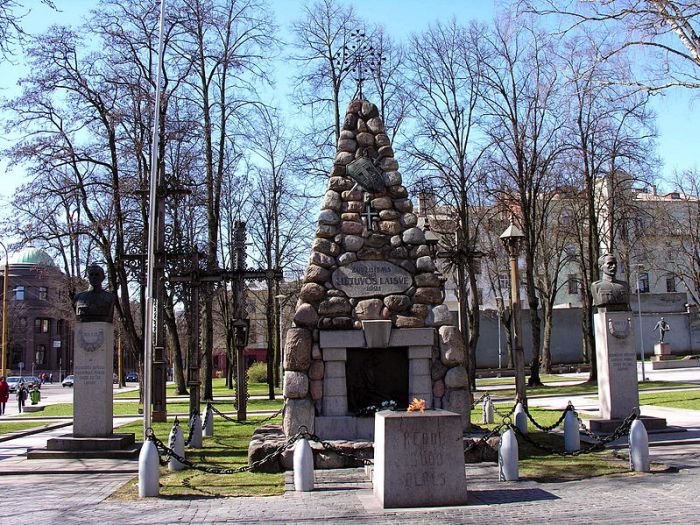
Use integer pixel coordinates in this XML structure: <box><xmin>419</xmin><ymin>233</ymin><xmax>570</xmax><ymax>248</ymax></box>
<box><xmin>0</xmin><ymin>421</ymin><xmax>72</xmax><ymax>444</ymax></box>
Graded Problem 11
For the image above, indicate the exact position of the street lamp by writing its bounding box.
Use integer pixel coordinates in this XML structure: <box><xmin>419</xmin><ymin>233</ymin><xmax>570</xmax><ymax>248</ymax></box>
<box><xmin>500</xmin><ymin>221</ymin><xmax>526</xmax><ymax>405</ymax></box>
<box><xmin>232</xmin><ymin>317</ymin><xmax>250</xmax><ymax>421</ymax></box>
<box><xmin>495</xmin><ymin>297</ymin><xmax>504</xmax><ymax>371</ymax></box>
<box><xmin>0</xmin><ymin>241</ymin><xmax>9</xmax><ymax>377</ymax></box>
<box><xmin>634</xmin><ymin>264</ymin><xmax>646</xmax><ymax>382</ymax></box>
<box><xmin>275</xmin><ymin>294</ymin><xmax>287</xmax><ymax>388</ymax></box>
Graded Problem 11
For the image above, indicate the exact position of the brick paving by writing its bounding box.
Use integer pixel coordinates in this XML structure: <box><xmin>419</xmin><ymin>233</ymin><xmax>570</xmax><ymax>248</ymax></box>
<box><xmin>1</xmin><ymin>444</ymin><xmax>699</xmax><ymax>524</ymax></box>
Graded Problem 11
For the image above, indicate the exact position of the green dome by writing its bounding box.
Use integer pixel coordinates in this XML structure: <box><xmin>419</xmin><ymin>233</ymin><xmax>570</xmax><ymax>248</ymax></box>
<box><xmin>8</xmin><ymin>247</ymin><xmax>57</xmax><ymax>267</ymax></box>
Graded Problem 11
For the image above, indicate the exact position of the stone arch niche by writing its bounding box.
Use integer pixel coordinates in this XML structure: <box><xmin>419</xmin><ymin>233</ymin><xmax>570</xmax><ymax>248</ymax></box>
<box><xmin>282</xmin><ymin>99</ymin><xmax>470</xmax><ymax>440</ymax></box>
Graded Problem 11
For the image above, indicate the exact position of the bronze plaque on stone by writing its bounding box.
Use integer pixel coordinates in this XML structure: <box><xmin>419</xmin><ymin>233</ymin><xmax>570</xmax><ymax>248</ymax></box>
<box><xmin>332</xmin><ymin>261</ymin><xmax>412</xmax><ymax>298</ymax></box>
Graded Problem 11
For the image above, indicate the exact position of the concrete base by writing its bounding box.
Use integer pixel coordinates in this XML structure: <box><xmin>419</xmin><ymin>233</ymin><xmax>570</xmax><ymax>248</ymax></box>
<box><xmin>589</xmin><ymin>416</ymin><xmax>667</xmax><ymax>434</ymax></box>
<box><xmin>27</xmin><ymin>433</ymin><xmax>140</xmax><ymax>460</ymax></box>
<box><xmin>23</xmin><ymin>405</ymin><xmax>45</xmax><ymax>413</ymax></box>
<box><xmin>373</xmin><ymin>410</ymin><xmax>468</xmax><ymax>508</ymax></box>
<box><xmin>651</xmin><ymin>358</ymin><xmax>700</xmax><ymax>370</ymax></box>
<box><xmin>315</xmin><ymin>416</ymin><xmax>375</xmax><ymax>440</ymax></box>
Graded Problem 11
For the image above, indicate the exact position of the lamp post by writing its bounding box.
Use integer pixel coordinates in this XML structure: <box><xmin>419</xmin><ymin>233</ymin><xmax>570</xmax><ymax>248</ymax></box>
<box><xmin>634</xmin><ymin>264</ymin><xmax>646</xmax><ymax>382</ymax></box>
<box><xmin>232</xmin><ymin>317</ymin><xmax>250</xmax><ymax>421</ymax></box>
<box><xmin>0</xmin><ymin>241</ymin><xmax>8</xmax><ymax>377</ymax></box>
<box><xmin>495</xmin><ymin>297</ymin><xmax>503</xmax><ymax>371</ymax></box>
<box><xmin>500</xmin><ymin>222</ymin><xmax>526</xmax><ymax>405</ymax></box>
<box><xmin>275</xmin><ymin>294</ymin><xmax>287</xmax><ymax>388</ymax></box>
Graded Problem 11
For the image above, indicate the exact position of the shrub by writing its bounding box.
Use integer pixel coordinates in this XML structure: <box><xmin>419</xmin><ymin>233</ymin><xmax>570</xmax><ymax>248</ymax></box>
<box><xmin>247</xmin><ymin>361</ymin><xmax>268</xmax><ymax>383</ymax></box>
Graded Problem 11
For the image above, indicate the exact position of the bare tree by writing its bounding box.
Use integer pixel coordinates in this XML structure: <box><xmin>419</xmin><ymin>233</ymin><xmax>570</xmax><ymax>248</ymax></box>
<box><xmin>522</xmin><ymin>0</ymin><xmax>700</xmax><ymax>91</ymax></box>
<box><xmin>174</xmin><ymin>0</ymin><xmax>277</xmax><ymax>400</ymax></box>
<box><xmin>247</xmin><ymin>105</ymin><xmax>314</xmax><ymax>398</ymax></box>
<box><xmin>0</xmin><ymin>0</ymin><xmax>55</xmax><ymax>58</ymax></box>
<box><xmin>477</xmin><ymin>15</ymin><xmax>567</xmax><ymax>386</ymax></box>
<box><xmin>405</xmin><ymin>20</ymin><xmax>487</xmax><ymax>388</ymax></box>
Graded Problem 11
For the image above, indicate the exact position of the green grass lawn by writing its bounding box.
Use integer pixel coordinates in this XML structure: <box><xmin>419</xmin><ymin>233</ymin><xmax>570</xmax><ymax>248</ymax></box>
<box><xmin>487</xmin><ymin>380</ymin><xmax>695</xmax><ymax>399</ymax></box>
<box><xmin>114</xmin><ymin>380</ymin><xmax>281</xmax><ymax>399</ymax></box>
<box><xmin>476</xmin><ymin>374</ymin><xmax>583</xmax><ymax>387</ymax></box>
<box><xmin>24</xmin><ymin>397</ymin><xmax>284</xmax><ymax>418</ymax></box>
<box><xmin>111</xmin><ymin>416</ymin><xmax>285</xmax><ymax>498</ymax></box>
<box><xmin>639</xmin><ymin>389</ymin><xmax>700</xmax><ymax>410</ymax></box>
<box><xmin>0</xmin><ymin>421</ymin><xmax>57</xmax><ymax>436</ymax></box>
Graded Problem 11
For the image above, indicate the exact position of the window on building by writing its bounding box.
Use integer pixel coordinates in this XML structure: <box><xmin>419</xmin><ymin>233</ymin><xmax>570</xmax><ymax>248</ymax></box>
<box><xmin>499</xmin><ymin>274</ymin><xmax>509</xmax><ymax>292</ymax></box>
<box><xmin>560</xmin><ymin>209</ymin><xmax>572</xmax><ymax>227</ymax></box>
<box><xmin>10</xmin><ymin>345</ymin><xmax>23</xmax><ymax>367</ymax></box>
<box><xmin>14</xmin><ymin>286</ymin><xmax>24</xmax><ymax>300</ymax></box>
<box><xmin>35</xmin><ymin>344</ymin><xmax>46</xmax><ymax>365</ymax></box>
<box><xmin>34</xmin><ymin>318</ymin><xmax>50</xmax><ymax>334</ymax></box>
<box><xmin>568</xmin><ymin>275</ymin><xmax>581</xmax><ymax>295</ymax></box>
<box><xmin>639</xmin><ymin>273</ymin><xmax>650</xmax><ymax>293</ymax></box>
<box><xmin>57</xmin><ymin>319</ymin><xmax>64</xmax><ymax>335</ymax></box>
<box><xmin>666</xmin><ymin>275</ymin><xmax>677</xmax><ymax>293</ymax></box>
<box><xmin>38</xmin><ymin>286</ymin><xmax>48</xmax><ymax>300</ymax></box>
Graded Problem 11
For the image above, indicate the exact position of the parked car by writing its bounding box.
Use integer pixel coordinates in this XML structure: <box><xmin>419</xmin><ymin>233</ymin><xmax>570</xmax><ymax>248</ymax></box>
<box><xmin>21</xmin><ymin>376</ymin><xmax>41</xmax><ymax>390</ymax></box>
<box><xmin>125</xmin><ymin>371</ymin><xmax>138</xmax><ymax>382</ymax></box>
<box><xmin>62</xmin><ymin>375</ymin><xmax>75</xmax><ymax>387</ymax></box>
<box><xmin>6</xmin><ymin>376</ymin><xmax>23</xmax><ymax>393</ymax></box>
<box><xmin>7</xmin><ymin>376</ymin><xmax>41</xmax><ymax>392</ymax></box>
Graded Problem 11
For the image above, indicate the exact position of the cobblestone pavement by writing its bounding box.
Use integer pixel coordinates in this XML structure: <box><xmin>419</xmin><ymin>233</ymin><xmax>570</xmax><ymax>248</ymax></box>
<box><xmin>2</xmin><ymin>444</ymin><xmax>700</xmax><ymax>524</ymax></box>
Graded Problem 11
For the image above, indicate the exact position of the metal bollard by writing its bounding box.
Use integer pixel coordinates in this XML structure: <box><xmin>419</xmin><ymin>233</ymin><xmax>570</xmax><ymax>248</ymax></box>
<box><xmin>138</xmin><ymin>438</ymin><xmax>160</xmax><ymax>497</ymax></box>
<box><xmin>203</xmin><ymin>404</ymin><xmax>214</xmax><ymax>437</ymax></box>
<box><xmin>514</xmin><ymin>402</ymin><xmax>527</xmax><ymax>434</ymax></box>
<box><xmin>482</xmin><ymin>396</ymin><xmax>494</xmax><ymax>424</ymax></box>
<box><xmin>293</xmin><ymin>438</ymin><xmax>315</xmax><ymax>491</ymax></box>
<box><xmin>629</xmin><ymin>419</ymin><xmax>650</xmax><ymax>472</ymax></box>
<box><xmin>168</xmin><ymin>420</ymin><xmax>186</xmax><ymax>472</ymax></box>
<box><xmin>564</xmin><ymin>408</ymin><xmax>580</xmax><ymax>453</ymax></box>
<box><xmin>499</xmin><ymin>427</ymin><xmax>518</xmax><ymax>481</ymax></box>
<box><xmin>188</xmin><ymin>413</ymin><xmax>203</xmax><ymax>449</ymax></box>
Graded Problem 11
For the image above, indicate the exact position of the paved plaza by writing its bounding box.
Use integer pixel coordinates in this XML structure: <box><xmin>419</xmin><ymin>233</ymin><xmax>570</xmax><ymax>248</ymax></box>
<box><xmin>1</xmin><ymin>370</ymin><xmax>700</xmax><ymax>524</ymax></box>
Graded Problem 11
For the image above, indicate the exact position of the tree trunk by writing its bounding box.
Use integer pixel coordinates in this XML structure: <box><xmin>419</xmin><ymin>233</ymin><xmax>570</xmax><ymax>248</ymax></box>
<box><xmin>541</xmin><ymin>303</ymin><xmax>553</xmax><ymax>374</ymax></box>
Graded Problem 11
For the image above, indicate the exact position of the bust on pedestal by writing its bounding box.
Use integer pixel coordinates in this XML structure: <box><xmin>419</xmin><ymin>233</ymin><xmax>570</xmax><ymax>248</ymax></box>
<box><xmin>72</xmin><ymin>264</ymin><xmax>116</xmax><ymax>437</ymax></box>
<box><xmin>591</xmin><ymin>254</ymin><xmax>639</xmax><ymax>425</ymax></box>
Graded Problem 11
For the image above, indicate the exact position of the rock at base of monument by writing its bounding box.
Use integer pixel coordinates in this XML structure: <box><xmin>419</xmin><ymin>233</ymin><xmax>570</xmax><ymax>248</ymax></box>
<box><xmin>248</xmin><ymin>424</ymin><xmax>374</xmax><ymax>472</ymax></box>
<box><xmin>27</xmin><ymin>433</ymin><xmax>140</xmax><ymax>460</ymax></box>
<box><xmin>588</xmin><ymin>416</ymin><xmax>667</xmax><ymax>434</ymax></box>
<box><xmin>651</xmin><ymin>358</ymin><xmax>700</xmax><ymax>370</ymax></box>
<box><xmin>315</xmin><ymin>416</ymin><xmax>375</xmax><ymax>440</ymax></box>
<box><xmin>373</xmin><ymin>409</ymin><xmax>468</xmax><ymax>508</ymax></box>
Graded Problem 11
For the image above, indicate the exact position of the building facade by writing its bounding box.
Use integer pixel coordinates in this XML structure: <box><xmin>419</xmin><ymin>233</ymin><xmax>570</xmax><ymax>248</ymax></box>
<box><xmin>1</xmin><ymin>247</ymin><xmax>74</xmax><ymax>378</ymax></box>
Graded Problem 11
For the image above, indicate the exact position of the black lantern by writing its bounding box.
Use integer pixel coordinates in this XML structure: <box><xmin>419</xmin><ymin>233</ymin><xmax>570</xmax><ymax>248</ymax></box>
<box><xmin>232</xmin><ymin>318</ymin><xmax>250</xmax><ymax>348</ymax></box>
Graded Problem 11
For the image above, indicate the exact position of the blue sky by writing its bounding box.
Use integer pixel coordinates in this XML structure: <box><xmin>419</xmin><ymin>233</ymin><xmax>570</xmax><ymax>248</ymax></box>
<box><xmin>0</xmin><ymin>0</ymin><xmax>696</xmax><ymax>200</ymax></box>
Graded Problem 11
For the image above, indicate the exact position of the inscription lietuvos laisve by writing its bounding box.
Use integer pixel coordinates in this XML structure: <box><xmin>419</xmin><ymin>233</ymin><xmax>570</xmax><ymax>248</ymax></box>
<box><xmin>332</xmin><ymin>261</ymin><xmax>412</xmax><ymax>298</ymax></box>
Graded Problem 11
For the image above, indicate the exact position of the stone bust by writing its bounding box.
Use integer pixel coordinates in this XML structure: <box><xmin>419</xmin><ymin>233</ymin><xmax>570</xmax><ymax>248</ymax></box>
<box><xmin>74</xmin><ymin>264</ymin><xmax>116</xmax><ymax>323</ymax></box>
<box><xmin>591</xmin><ymin>254</ymin><xmax>630</xmax><ymax>312</ymax></box>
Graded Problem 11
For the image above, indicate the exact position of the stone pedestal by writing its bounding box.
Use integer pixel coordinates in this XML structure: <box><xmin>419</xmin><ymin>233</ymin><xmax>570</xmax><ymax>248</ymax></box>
<box><xmin>594</xmin><ymin>311</ymin><xmax>639</xmax><ymax>420</ymax></box>
<box><xmin>373</xmin><ymin>410</ymin><xmax>467</xmax><ymax>508</ymax></box>
<box><xmin>652</xmin><ymin>342</ymin><xmax>673</xmax><ymax>361</ymax></box>
<box><xmin>73</xmin><ymin>322</ymin><xmax>114</xmax><ymax>437</ymax></box>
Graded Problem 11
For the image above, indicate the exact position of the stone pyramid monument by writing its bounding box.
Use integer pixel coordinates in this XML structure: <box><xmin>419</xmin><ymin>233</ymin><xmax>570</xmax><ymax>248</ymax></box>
<box><xmin>283</xmin><ymin>99</ymin><xmax>470</xmax><ymax>440</ymax></box>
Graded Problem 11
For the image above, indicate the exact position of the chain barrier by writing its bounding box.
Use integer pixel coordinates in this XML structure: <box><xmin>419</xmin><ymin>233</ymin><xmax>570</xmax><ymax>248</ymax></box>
<box><xmin>147</xmin><ymin>426</ymin><xmax>304</xmax><ymax>475</ymax></box>
<box><xmin>464</xmin><ymin>422</ymin><xmax>506</xmax><ymax>454</ymax></box>
<box><xmin>522</xmin><ymin>402</ymin><xmax>572</xmax><ymax>433</ymax></box>
<box><xmin>184</xmin><ymin>410</ymin><xmax>199</xmax><ymax>446</ymax></box>
<box><xmin>145</xmin><ymin>424</ymin><xmax>372</xmax><ymax>475</ymax></box>
<box><xmin>208</xmin><ymin>402</ymin><xmax>284</xmax><ymax>426</ymax></box>
<box><xmin>471</xmin><ymin>393</ymin><xmax>490</xmax><ymax>410</ymax></box>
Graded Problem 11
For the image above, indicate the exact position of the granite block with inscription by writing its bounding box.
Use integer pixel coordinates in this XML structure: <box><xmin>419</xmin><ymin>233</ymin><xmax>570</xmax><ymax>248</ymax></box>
<box><xmin>73</xmin><ymin>322</ymin><xmax>114</xmax><ymax>437</ymax></box>
<box><xmin>594</xmin><ymin>311</ymin><xmax>639</xmax><ymax>420</ymax></box>
<box><xmin>373</xmin><ymin>410</ymin><xmax>467</xmax><ymax>508</ymax></box>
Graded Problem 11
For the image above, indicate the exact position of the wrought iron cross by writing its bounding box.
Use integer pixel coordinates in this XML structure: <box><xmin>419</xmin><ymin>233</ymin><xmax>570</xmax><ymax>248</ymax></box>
<box><xmin>363</xmin><ymin>193</ymin><xmax>379</xmax><ymax>231</ymax></box>
<box><xmin>334</xmin><ymin>29</ymin><xmax>384</xmax><ymax>100</ymax></box>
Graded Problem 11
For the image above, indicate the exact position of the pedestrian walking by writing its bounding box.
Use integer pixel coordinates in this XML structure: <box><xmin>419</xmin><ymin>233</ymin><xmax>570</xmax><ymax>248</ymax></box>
<box><xmin>16</xmin><ymin>384</ymin><xmax>27</xmax><ymax>413</ymax></box>
<box><xmin>48</xmin><ymin>372</ymin><xmax>53</xmax><ymax>384</ymax></box>
<box><xmin>0</xmin><ymin>376</ymin><xmax>9</xmax><ymax>415</ymax></box>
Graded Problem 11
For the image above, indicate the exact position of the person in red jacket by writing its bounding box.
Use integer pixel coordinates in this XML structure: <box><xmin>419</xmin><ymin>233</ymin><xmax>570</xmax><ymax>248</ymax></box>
<box><xmin>0</xmin><ymin>376</ymin><xmax>9</xmax><ymax>415</ymax></box>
